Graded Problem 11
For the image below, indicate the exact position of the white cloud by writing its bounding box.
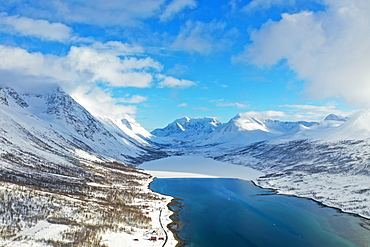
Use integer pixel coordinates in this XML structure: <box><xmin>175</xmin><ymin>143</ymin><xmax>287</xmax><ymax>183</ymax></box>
<box><xmin>160</xmin><ymin>0</ymin><xmax>197</xmax><ymax>22</ymax></box>
<box><xmin>176</xmin><ymin>102</ymin><xmax>212</xmax><ymax>111</ymax></box>
<box><xmin>193</xmin><ymin>106</ymin><xmax>212</xmax><ymax>111</ymax></box>
<box><xmin>91</xmin><ymin>41</ymin><xmax>145</xmax><ymax>55</ymax></box>
<box><xmin>280</xmin><ymin>104</ymin><xmax>335</xmax><ymax>112</ymax></box>
<box><xmin>242</xmin><ymin>0</ymin><xmax>296</xmax><ymax>13</ymax></box>
<box><xmin>172</xmin><ymin>20</ymin><xmax>236</xmax><ymax>55</ymax></box>
<box><xmin>120</xmin><ymin>95</ymin><xmax>148</xmax><ymax>104</ymax></box>
<box><xmin>239</xmin><ymin>111</ymin><xmax>288</xmax><ymax>119</ymax></box>
<box><xmin>166</xmin><ymin>64</ymin><xmax>189</xmax><ymax>77</ymax></box>
<box><xmin>0</xmin><ymin>12</ymin><xmax>72</xmax><ymax>41</ymax></box>
<box><xmin>157</xmin><ymin>74</ymin><xmax>196</xmax><ymax>88</ymax></box>
<box><xmin>217</xmin><ymin>102</ymin><xmax>249</xmax><ymax>109</ymax></box>
<box><xmin>67</xmin><ymin>46</ymin><xmax>162</xmax><ymax>88</ymax></box>
<box><xmin>0</xmin><ymin>44</ymin><xmax>162</xmax><ymax>88</ymax></box>
<box><xmin>239</xmin><ymin>0</ymin><xmax>370</xmax><ymax>108</ymax></box>
<box><xmin>0</xmin><ymin>42</ymin><xmax>196</xmax><ymax>120</ymax></box>
<box><xmin>279</xmin><ymin>104</ymin><xmax>354</xmax><ymax>120</ymax></box>
<box><xmin>70</xmin><ymin>86</ymin><xmax>137</xmax><ymax>119</ymax></box>
<box><xmin>2</xmin><ymin>0</ymin><xmax>167</xmax><ymax>26</ymax></box>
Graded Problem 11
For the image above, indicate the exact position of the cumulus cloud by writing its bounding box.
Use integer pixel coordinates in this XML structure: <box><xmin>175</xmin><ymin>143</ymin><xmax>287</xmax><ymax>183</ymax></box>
<box><xmin>157</xmin><ymin>74</ymin><xmax>196</xmax><ymax>88</ymax></box>
<box><xmin>239</xmin><ymin>0</ymin><xmax>370</xmax><ymax>108</ymax></box>
<box><xmin>0</xmin><ymin>12</ymin><xmax>72</xmax><ymax>41</ymax></box>
<box><xmin>160</xmin><ymin>0</ymin><xmax>197</xmax><ymax>22</ymax></box>
<box><xmin>70</xmin><ymin>86</ymin><xmax>137</xmax><ymax>119</ymax></box>
<box><xmin>0</xmin><ymin>41</ymin><xmax>196</xmax><ymax>120</ymax></box>
<box><xmin>0</xmin><ymin>43</ymin><xmax>162</xmax><ymax>89</ymax></box>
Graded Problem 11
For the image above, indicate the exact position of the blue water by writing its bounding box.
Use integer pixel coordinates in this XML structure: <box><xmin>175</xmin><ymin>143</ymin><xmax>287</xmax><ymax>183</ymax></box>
<box><xmin>150</xmin><ymin>178</ymin><xmax>370</xmax><ymax>247</ymax></box>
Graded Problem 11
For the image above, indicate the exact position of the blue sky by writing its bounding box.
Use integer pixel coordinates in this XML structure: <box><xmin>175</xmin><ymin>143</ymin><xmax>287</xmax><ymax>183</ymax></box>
<box><xmin>0</xmin><ymin>0</ymin><xmax>368</xmax><ymax>130</ymax></box>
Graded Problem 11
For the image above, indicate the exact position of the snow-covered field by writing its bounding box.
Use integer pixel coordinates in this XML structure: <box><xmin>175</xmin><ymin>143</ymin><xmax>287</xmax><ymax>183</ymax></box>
<box><xmin>101</xmin><ymin>179</ymin><xmax>178</xmax><ymax>247</ymax></box>
<box><xmin>139</xmin><ymin>156</ymin><xmax>264</xmax><ymax>180</ymax></box>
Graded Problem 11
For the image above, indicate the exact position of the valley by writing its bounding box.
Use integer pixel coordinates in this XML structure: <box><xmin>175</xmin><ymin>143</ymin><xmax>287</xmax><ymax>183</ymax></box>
<box><xmin>1</xmin><ymin>86</ymin><xmax>370</xmax><ymax>246</ymax></box>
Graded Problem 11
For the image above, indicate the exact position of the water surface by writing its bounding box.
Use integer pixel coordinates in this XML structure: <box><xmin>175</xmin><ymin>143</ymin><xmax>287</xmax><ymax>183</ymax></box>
<box><xmin>151</xmin><ymin>178</ymin><xmax>370</xmax><ymax>247</ymax></box>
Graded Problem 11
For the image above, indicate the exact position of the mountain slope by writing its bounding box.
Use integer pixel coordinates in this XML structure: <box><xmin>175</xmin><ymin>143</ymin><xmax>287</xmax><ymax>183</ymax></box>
<box><xmin>0</xmin><ymin>86</ymin><xmax>170</xmax><ymax>246</ymax></box>
<box><xmin>4</xmin><ymin>87</ymin><xmax>165</xmax><ymax>164</ymax></box>
<box><xmin>152</xmin><ymin>117</ymin><xmax>223</xmax><ymax>141</ymax></box>
<box><xmin>151</xmin><ymin>113</ymin><xmax>316</xmax><ymax>146</ymax></box>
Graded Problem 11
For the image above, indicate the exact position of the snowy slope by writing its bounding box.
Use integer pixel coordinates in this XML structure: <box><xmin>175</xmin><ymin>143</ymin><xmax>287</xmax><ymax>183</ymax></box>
<box><xmin>152</xmin><ymin>117</ymin><xmax>223</xmax><ymax>140</ymax></box>
<box><xmin>0</xmin><ymin>86</ymin><xmax>172</xmax><ymax>247</ymax></box>
<box><xmin>204</xmin><ymin>114</ymin><xmax>315</xmax><ymax>145</ymax></box>
<box><xmin>0</xmin><ymin>86</ymin><xmax>165</xmax><ymax>166</ymax></box>
<box><xmin>272</xmin><ymin>110</ymin><xmax>370</xmax><ymax>142</ymax></box>
<box><xmin>152</xmin><ymin>113</ymin><xmax>316</xmax><ymax>146</ymax></box>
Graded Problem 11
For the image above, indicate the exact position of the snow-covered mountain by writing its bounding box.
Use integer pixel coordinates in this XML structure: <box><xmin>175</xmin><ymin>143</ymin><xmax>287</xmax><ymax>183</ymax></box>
<box><xmin>204</xmin><ymin>113</ymin><xmax>316</xmax><ymax>145</ymax></box>
<box><xmin>152</xmin><ymin>117</ymin><xmax>224</xmax><ymax>141</ymax></box>
<box><xmin>0</xmin><ymin>85</ymin><xmax>168</xmax><ymax>192</ymax></box>
<box><xmin>324</xmin><ymin>113</ymin><xmax>348</xmax><ymax>121</ymax></box>
<box><xmin>151</xmin><ymin>113</ymin><xmax>316</xmax><ymax>145</ymax></box>
<box><xmin>3</xmin><ymin>84</ymin><xmax>370</xmax><ymax>245</ymax></box>
<box><xmin>0</xmin><ymin>86</ymin><xmax>172</xmax><ymax>246</ymax></box>
<box><xmin>151</xmin><ymin>110</ymin><xmax>370</xmax><ymax>218</ymax></box>
<box><xmin>0</xmin><ymin>86</ymin><xmax>164</xmax><ymax>165</ymax></box>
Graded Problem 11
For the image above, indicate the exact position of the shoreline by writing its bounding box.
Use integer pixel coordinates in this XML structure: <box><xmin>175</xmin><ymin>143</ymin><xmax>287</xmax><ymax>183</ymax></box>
<box><xmin>166</xmin><ymin>198</ymin><xmax>186</xmax><ymax>247</ymax></box>
<box><xmin>140</xmin><ymin>155</ymin><xmax>370</xmax><ymax>244</ymax></box>
<box><xmin>150</xmin><ymin>176</ymin><xmax>370</xmax><ymax>247</ymax></box>
<box><xmin>149</xmin><ymin>178</ymin><xmax>370</xmax><ymax>247</ymax></box>
<box><xmin>143</xmin><ymin>177</ymin><xmax>178</xmax><ymax>247</ymax></box>
<box><xmin>251</xmin><ymin>179</ymin><xmax>370</xmax><ymax>222</ymax></box>
<box><xmin>148</xmin><ymin>177</ymin><xmax>185</xmax><ymax>247</ymax></box>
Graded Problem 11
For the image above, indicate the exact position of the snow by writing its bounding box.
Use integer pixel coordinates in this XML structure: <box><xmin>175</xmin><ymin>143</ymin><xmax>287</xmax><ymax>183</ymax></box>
<box><xmin>151</xmin><ymin>117</ymin><xmax>223</xmax><ymax>140</ymax></box>
<box><xmin>139</xmin><ymin>156</ymin><xmax>264</xmax><ymax>180</ymax></box>
<box><xmin>3</xmin><ymin>85</ymin><xmax>370</xmax><ymax>246</ymax></box>
<box><xmin>21</xmin><ymin>220</ymin><xmax>69</xmax><ymax>240</ymax></box>
<box><xmin>101</xmin><ymin>179</ymin><xmax>178</xmax><ymax>247</ymax></box>
<box><xmin>3</xmin><ymin>221</ymin><xmax>70</xmax><ymax>246</ymax></box>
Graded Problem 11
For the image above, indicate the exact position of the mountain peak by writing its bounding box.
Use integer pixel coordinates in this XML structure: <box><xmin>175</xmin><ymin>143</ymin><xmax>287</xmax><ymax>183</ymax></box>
<box><xmin>324</xmin><ymin>114</ymin><xmax>347</xmax><ymax>121</ymax></box>
<box><xmin>151</xmin><ymin>117</ymin><xmax>223</xmax><ymax>139</ymax></box>
<box><xmin>0</xmin><ymin>87</ymin><xmax>29</xmax><ymax>108</ymax></box>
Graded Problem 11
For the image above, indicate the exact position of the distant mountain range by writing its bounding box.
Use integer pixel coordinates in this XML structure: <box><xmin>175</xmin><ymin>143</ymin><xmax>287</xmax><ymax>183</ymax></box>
<box><xmin>151</xmin><ymin>112</ymin><xmax>353</xmax><ymax>145</ymax></box>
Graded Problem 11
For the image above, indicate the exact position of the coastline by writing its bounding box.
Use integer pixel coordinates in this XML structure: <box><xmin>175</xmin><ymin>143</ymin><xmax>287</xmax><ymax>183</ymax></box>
<box><xmin>151</xmin><ymin>176</ymin><xmax>370</xmax><ymax>247</ymax></box>
<box><xmin>147</xmin><ymin>177</ymin><xmax>185</xmax><ymax>247</ymax></box>
<box><xmin>251</xmin><ymin>179</ymin><xmax>370</xmax><ymax>222</ymax></box>
<box><xmin>146</xmin><ymin>178</ymin><xmax>178</xmax><ymax>247</ymax></box>
<box><xmin>140</xmin><ymin>155</ymin><xmax>370</xmax><ymax>245</ymax></box>
<box><xmin>166</xmin><ymin>198</ymin><xmax>186</xmax><ymax>247</ymax></box>
<box><xmin>140</xmin><ymin>155</ymin><xmax>265</xmax><ymax>247</ymax></box>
